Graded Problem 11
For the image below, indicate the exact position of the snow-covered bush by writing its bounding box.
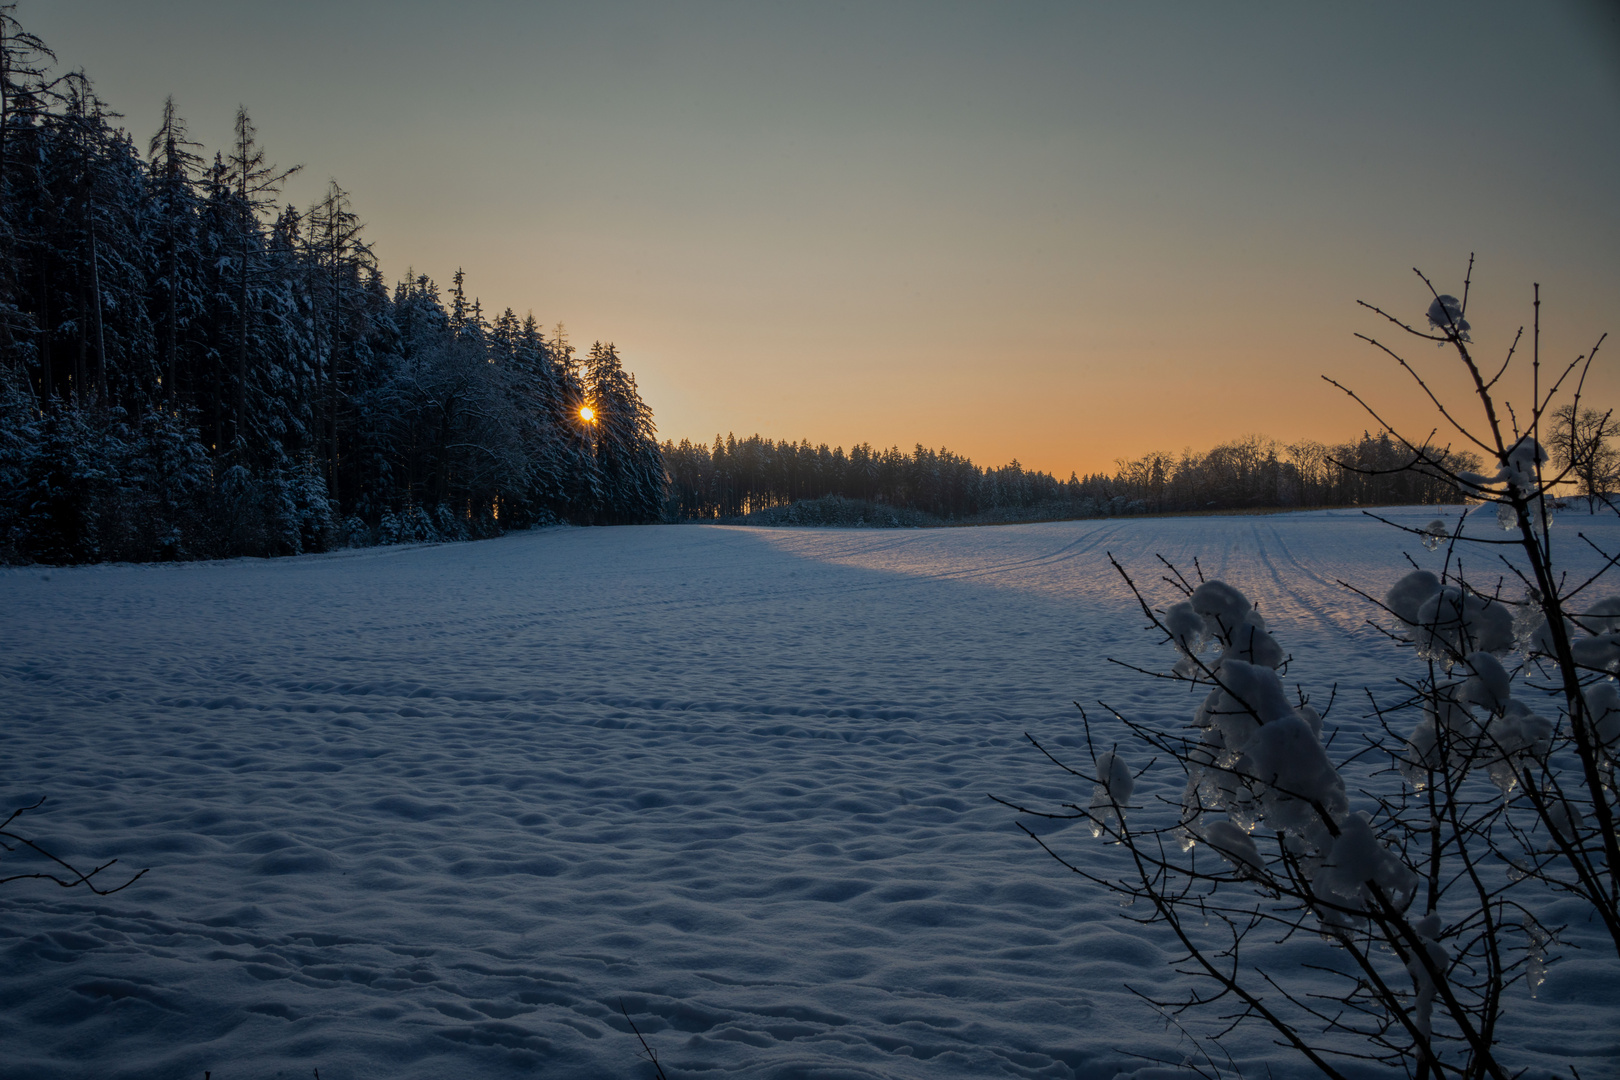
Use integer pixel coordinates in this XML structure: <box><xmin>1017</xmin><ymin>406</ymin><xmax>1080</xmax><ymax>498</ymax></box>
<box><xmin>377</xmin><ymin>507</ymin><xmax>403</xmax><ymax>546</ymax></box>
<box><xmin>1003</xmin><ymin>264</ymin><xmax>1617</xmax><ymax>1076</ymax></box>
<box><xmin>432</xmin><ymin>502</ymin><xmax>468</xmax><ymax>541</ymax></box>
<box><xmin>0</xmin><ymin>399</ymin><xmax>217</xmax><ymax>563</ymax></box>
<box><xmin>340</xmin><ymin>514</ymin><xmax>372</xmax><ymax>548</ymax></box>
<box><xmin>402</xmin><ymin>504</ymin><xmax>439</xmax><ymax>544</ymax></box>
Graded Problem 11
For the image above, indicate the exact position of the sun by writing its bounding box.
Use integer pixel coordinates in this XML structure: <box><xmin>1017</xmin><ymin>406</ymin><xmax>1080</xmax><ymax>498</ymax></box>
<box><xmin>579</xmin><ymin>405</ymin><xmax>595</xmax><ymax>422</ymax></box>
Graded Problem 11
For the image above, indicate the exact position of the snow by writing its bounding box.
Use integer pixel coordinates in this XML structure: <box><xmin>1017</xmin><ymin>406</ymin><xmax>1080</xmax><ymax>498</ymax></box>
<box><xmin>2</xmin><ymin>507</ymin><xmax>1618</xmax><ymax>1079</ymax></box>
<box><xmin>1387</xmin><ymin>570</ymin><xmax>1516</xmax><ymax>663</ymax></box>
<box><xmin>1086</xmin><ymin>752</ymin><xmax>1133</xmax><ymax>838</ymax></box>
<box><xmin>1426</xmin><ymin>294</ymin><xmax>1471</xmax><ymax>341</ymax></box>
<box><xmin>1588</xmin><ymin>681</ymin><xmax>1620</xmax><ymax>759</ymax></box>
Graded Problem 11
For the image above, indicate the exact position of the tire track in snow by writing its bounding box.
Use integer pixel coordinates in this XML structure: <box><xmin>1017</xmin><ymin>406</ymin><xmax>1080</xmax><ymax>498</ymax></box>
<box><xmin>1248</xmin><ymin>520</ymin><xmax>1357</xmax><ymax>639</ymax></box>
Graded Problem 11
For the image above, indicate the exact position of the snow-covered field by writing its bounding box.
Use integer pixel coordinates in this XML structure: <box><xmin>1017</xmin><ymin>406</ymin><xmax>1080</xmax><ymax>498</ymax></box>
<box><xmin>2</xmin><ymin>509</ymin><xmax>1617</xmax><ymax>1079</ymax></box>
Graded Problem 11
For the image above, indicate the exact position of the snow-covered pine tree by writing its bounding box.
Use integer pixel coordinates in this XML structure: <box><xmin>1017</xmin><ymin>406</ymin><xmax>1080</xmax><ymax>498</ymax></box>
<box><xmin>0</xmin><ymin>3</ymin><xmax>58</xmax><ymax>390</ymax></box>
<box><xmin>547</xmin><ymin>323</ymin><xmax>601</xmax><ymax>521</ymax></box>
<box><xmin>221</xmin><ymin>106</ymin><xmax>299</xmax><ymax>459</ymax></box>
<box><xmin>146</xmin><ymin>96</ymin><xmax>205</xmax><ymax>408</ymax></box>
<box><xmin>304</xmin><ymin>179</ymin><xmax>375</xmax><ymax>510</ymax></box>
<box><xmin>584</xmin><ymin>340</ymin><xmax>664</xmax><ymax>523</ymax></box>
<box><xmin>507</xmin><ymin>311</ymin><xmax>569</xmax><ymax>523</ymax></box>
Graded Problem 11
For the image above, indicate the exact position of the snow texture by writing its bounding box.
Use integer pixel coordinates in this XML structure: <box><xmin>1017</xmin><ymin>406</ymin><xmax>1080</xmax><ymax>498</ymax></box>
<box><xmin>3</xmin><ymin>507</ymin><xmax>1618</xmax><ymax>1079</ymax></box>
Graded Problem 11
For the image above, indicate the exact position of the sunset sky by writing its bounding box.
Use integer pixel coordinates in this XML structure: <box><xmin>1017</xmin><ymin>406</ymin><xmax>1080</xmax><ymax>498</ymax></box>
<box><xmin>29</xmin><ymin>1</ymin><xmax>1620</xmax><ymax>476</ymax></box>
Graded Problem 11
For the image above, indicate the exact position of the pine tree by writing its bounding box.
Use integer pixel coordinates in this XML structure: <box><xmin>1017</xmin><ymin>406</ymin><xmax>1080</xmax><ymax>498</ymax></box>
<box><xmin>0</xmin><ymin>3</ymin><xmax>58</xmax><ymax>390</ymax></box>
<box><xmin>222</xmin><ymin>105</ymin><xmax>298</xmax><ymax>456</ymax></box>
<box><xmin>584</xmin><ymin>341</ymin><xmax>664</xmax><ymax>523</ymax></box>
<box><xmin>305</xmin><ymin>179</ymin><xmax>372</xmax><ymax>504</ymax></box>
<box><xmin>146</xmin><ymin>96</ymin><xmax>203</xmax><ymax>407</ymax></box>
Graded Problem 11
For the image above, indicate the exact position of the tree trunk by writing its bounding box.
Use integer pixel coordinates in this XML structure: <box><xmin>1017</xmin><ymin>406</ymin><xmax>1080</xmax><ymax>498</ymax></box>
<box><xmin>37</xmin><ymin>261</ymin><xmax>51</xmax><ymax>409</ymax></box>
<box><xmin>329</xmin><ymin>268</ymin><xmax>340</xmax><ymax>506</ymax></box>
<box><xmin>163</xmin><ymin>242</ymin><xmax>177</xmax><ymax>405</ymax></box>
<box><xmin>88</xmin><ymin>213</ymin><xmax>105</xmax><ymax>403</ymax></box>
<box><xmin>235</xmin><ymin>239</ymin><xmax>248</xmax><ymax>451</ymax></box>
<box><xmin>74</xmin><ymin>293</ymin><xmax>86</xmax><ymax>404</ymax></box>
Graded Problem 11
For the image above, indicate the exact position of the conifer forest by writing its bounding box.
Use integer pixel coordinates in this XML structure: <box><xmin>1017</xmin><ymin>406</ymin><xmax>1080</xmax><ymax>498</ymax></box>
<box><xmin>664</xmin><ymin>430</ymin><xmax>1470</xmax><ymax>523</ymax></box>
<box><xmin>0</xmin><ymin>9</ymin><xmax>665</xmax><ymax>564</ymax></box>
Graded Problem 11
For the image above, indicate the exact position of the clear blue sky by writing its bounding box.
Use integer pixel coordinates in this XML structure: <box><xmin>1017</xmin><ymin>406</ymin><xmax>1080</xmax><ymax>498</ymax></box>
<box><xmin>26</xmin><ymin>0</ymin><xmax>1620</xmax><ymax>474</ymax></box>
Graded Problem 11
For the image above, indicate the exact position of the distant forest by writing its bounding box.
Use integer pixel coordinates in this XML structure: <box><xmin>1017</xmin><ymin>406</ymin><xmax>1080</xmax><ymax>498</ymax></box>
<box><xmin>0</xmin><ymin>9</ymin><xmax>663</xmax><ymax>564</ymax></box>
<box><xmin>664</xmin><ymin>431</ymin><xmax>1472</xmax><ymax>523</ymax></box>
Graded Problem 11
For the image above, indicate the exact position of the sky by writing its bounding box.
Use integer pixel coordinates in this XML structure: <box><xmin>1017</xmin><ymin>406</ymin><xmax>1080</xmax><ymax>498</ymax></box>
<box><xmin>23</xmin><ymin>1</ymin><xmax>1620</xmax><ymax>477</ymax></box>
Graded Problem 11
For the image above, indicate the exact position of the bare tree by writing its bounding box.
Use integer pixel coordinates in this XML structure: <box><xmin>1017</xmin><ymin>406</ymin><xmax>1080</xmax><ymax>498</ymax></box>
<box><xmin>1001</xmin><ymin>263</ymin><xmax>1616</xmax><ymax>1077</ymax></box>
<box><xmin>1547</xmin><ymin>403</ymin><xmax>1620</xmax><ymax>511</ymax></box>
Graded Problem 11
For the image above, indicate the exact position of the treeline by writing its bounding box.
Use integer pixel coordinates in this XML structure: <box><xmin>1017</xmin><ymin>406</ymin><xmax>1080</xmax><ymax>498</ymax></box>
<box><xmin>1108</xmin><ymin>433</ymin><xmax>1474</xmax><ymax>513</ymax></box>
<box><xmin>664</xmin><ymin>435</ymin><xmax>1076</xmax><ymax>520</ymax></box>
<box><xmin>665</xmin><ymin>431</ymin><xmax>1470</xmax><ymax>523</ymax></box>
<box><xmin>0</xmin><ymin>9</ymin><xmax>662</xmax><ymax>564</ymax></box>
